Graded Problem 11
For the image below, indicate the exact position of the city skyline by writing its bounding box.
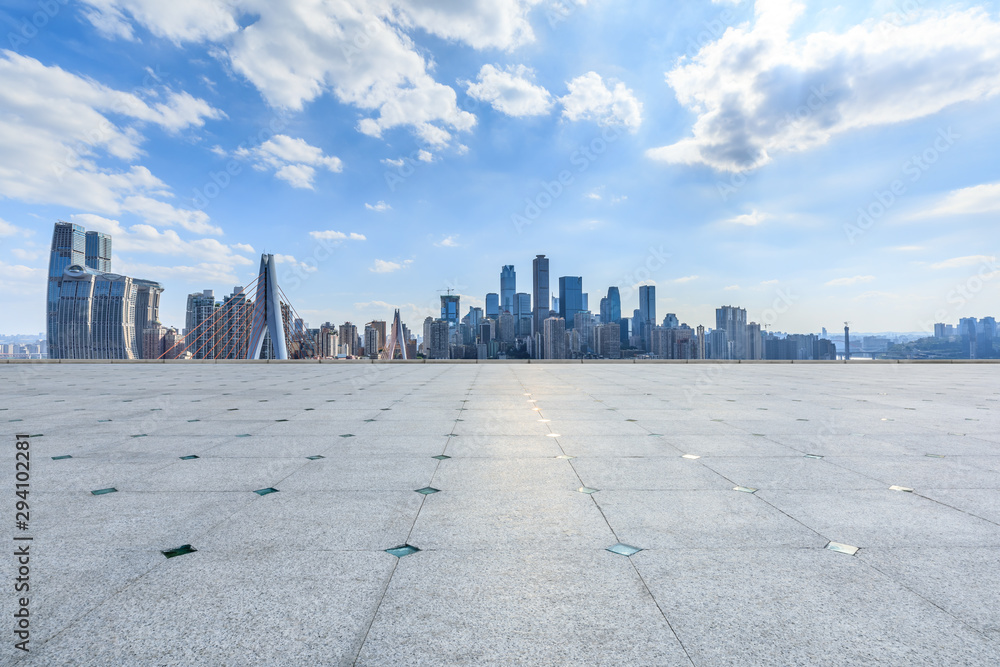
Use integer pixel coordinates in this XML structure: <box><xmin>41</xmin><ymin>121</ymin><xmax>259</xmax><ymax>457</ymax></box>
<box><xmin>1</xmin><ymin>1</ymin><xmax>999</xmax><ymax>335</ymax></box>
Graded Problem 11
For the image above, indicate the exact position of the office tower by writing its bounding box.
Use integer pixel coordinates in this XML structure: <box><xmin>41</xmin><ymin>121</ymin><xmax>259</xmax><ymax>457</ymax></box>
<box><xmin>599</xmin><ymin>297</ymin><xmax>609</xmax><ymax>324</ymax></box>
<box><xmin>142</xmin><ymin>323</ymin><xmax>168</xmax><ymax>360</ymax></box>
<box><xmin>51</xmin><ymin>265</ymin><xmax>138</xmax><ymax>359</ymax></box>
<box><xmin>821</xmin><ymin>327</ymin><xmax>828</xmax><ymax>339</ymax></box>
<box><xmin>422</xmin><ymin>317</ymin><xmax>433</xmax><ymax>355</ymax></box>
<box><xmin>216</xmin><ymin>286</ymin><xmax>252</xmax><ymax>360</ymax></box>
<box><xmin>466</xmin><ymin>306</ymin><xmax>483</xmax><ymax>333</ymax></box>
<box><xmin>582</xmin><ymin>293</ymin><xmax>588</xmax><ymax>311</ymax></box>
<box><xmin>499</xmin><ymin>312</ymin><xmax>515</xmax><ymax>344</ymax></box>
<box><xmin>429</xmin><ymin>319</ymin><xmax>451</xmax><ymax>359</ymax></box>
<box><xmin>573</xmin><ymin>311</ymin><xmax>595</xmax><ymax>354</ymax></box>
<box><xmin>185</xmin><ymin>290</ymin><xmax>217</xmax><ymax>359</ymax></box>
<box><xmin>958</xmin><ymin>317</ymin><xmax>978</xmax><ymax>339</ymax></box>
<box><xmin>486</xmin><ymin>293</ymin><xmax>499</xmax><ymax>319</ymax></box>
<box><xmin>619</xmin><ymin>318</ymin><xmax>629</xmax><ymax>347</ymax></box>
<box><xmin>514</xmin><ymin>293</ymin><xmax>532</xmax><ymax>337</ymax></box>
<box><xmin>441</xmin><ymin>294</ymin><xmax>460</xmax><ymax>330</ymax></box>
<box><xmin>638</xmin><ymin>285</ymin><xmax>656</xmax><ymax>350</ymax></box>
<box><xmin>716</xmin><ymin>305</ymin><xmax>748</xmax><ymax>360</ymax></box>
<box><xmin>747</xmin><ymin>322</ymin><xmax>763</xmax><ymax>360</ymax></box>
<box><xmin>339</xmin><ymin>322</ymin><xmax>359</xmax><ymax>356</ymax></box>
<box><xmin>364</xmin><ymin>323</ymin><xmax>381</xmax><ymax>358</ymax></box>
<box><xmin>162</xmin><ymin>328</ymin><xmax>184</xmax><ymax>359</ymax></box>
<box><xmin>84</xmin><ymin>231</ymin><xmax>112</xmax><ymax>272</ymax></box>
<box><xmin>663</xmin><ymin>313</ymin><xmax>679</xmax><ymax>329</ymax></box>
<box><xmin>552</xmin><ymin>296</ymin><xmax>559</xmax><ymax>314</ymax></box>
<box><xmin>933</xmin><ymin>323</ymin><xmax>947</xmax><ymax>338</ymax></box>
<box><xmin>543</xmin><ymin>317</ymin><xmax>567</xmax><ymax>359</ymax></box>
<box><xmin>606</xmin><ymin>287</ymin><xmax>622</xmax><ymax>324</ymax></box>
<box><xmin>559</xmin><ymin>276</ymin><xmax>583</xmax><ymax>328</ymax></box>
<box><xmin>844</xmin><ymin>324</ymin><xmax>851</xmax><ymax>360</ymax></box>
<box><xmin>696</xmin><ymin>325</ymin><xmax>706</xmax><ymax>359</ymax></box>
<box><xmin>532</xmin><ymin>255</ymin><xmax>550</xmax><ymax>336</ymax></box>
<box><xmin>46</xmin><ymin>222</ymin><xmax>86</xmax><ymax>357</ymax></box>
<box><xmin>132</xmin><ymin>279</ymin><xmax>164</xmax><ymax>359</ymax></box>
<box><xmin>500</xmin><ymin>266</ymin><xmax>516</xmax><ymax>313</ymax></box>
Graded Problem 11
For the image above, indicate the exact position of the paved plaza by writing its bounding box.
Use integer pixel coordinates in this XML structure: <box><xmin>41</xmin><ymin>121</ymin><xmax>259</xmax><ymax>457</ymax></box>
<box><xmin>2</xmin><ymin>361</ymin><xmax>999</xmax><ymax>665</ymax></box>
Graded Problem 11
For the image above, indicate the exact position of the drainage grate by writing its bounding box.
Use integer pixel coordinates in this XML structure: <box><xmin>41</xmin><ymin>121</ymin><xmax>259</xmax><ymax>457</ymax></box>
<box><xmin>606</xmin><ymin>543</ymin><xmax>642</xmax><ymax>557</ymax></box>
<box><xmin>415</xmin><ymin>487</ymin><xmax>440</xmax><ymax>495</ymax></box>
<box><xmin>91</xmin><ymin>488</ymin><xmax>117</xmax><ymax>495</ymax></box>
<box><xmin>179</xmin><ymin>455</ymin><xmax>199</xmax><ymax>460</ymax></box>
<box><xmin>825</xmin><ymin>542</ymin><xmax>859</xmax><ymax>556</ymax></box>
<box><xmin>162</xmin><ymin>544</ymin><xmax>197</xmax><ymax>559</ymax></box>
<box><xmin>254</xmin><ymin>488</ymin><xmax>279</xmax><ymax>496</ymax></box>
<box><xmin>385</xmin><ymin>544</ymin><xmax>420</xmax><ymax>558</ymax></box>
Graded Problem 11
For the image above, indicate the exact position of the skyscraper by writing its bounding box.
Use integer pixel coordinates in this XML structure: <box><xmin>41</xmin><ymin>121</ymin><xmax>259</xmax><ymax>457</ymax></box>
<box><xmin>532</xmin><ymin>255</ymin><xmax>549</xmax><ymax>336</ymax></box>
<box><xmin>441</xmin><ymin>293</ymin><xmax>460</xmax><ymax>331</ymax></box>
<box><xmin>514</xmin><ymin>292</ymin><xmax>532</xmax><ymax>337</ymax></box>
<box><xmin>500</xmin><ymin>266</ymin><xmax>516</xmax><ymax>313</ymax></box>
<box><xmin>543</xmin><ymin>317</ymin><xmax>567</xmax><ymax>360</ymax></box>
<box><xmin>716</xmin><ymin>305</ymin><xmax>748</xmax><ymax>359</ymax></box>
<box><xmin>185</xmin><ymin>290</ymin><xmax>217</xmax><ymax>359</ymax></box>
<box><xmin>485</xmin><ymin>293</ymin><xmax>499</xmax><ymax>319</ymax></box>
<box><xmin>559</xmin><ymin>276</ymin><xmax>583</xmax><ymax>328</ymax></box>
<box><xmin>85</xmin><ymin>231</ymin><xmax>112</xmax><ymax>272</ymax></box>
<box><xmin>638</xmin><ymin>285</ymin><xmax>656</xmax><ymax>350</ymax></box>
<box><xmin>606</xmin><ymin>286</ymin><xmax>621</xmax><ymax>323</ymax></box>
<box><xmin>47</xmin><ymin>222</ymin><xmax>86</xmax><ymax>356</ymax></box>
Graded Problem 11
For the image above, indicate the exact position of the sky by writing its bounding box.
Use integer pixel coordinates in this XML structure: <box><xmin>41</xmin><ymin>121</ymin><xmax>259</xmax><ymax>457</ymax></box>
<box><xmin>1</xmin><ymin>0</ymin><xmax>998</xmax><ymax>337</ymax></box>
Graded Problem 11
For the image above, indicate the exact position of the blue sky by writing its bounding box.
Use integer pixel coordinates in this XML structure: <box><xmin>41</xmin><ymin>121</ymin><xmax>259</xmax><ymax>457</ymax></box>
<box><xmin>1</xmin><ymin>0</ymin><xmax>998</xmax><ymax>336</ymax></box>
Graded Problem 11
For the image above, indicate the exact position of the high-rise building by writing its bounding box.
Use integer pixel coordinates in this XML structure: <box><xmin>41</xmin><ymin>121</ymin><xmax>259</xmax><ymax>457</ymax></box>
<box><xmin>185</xmin><ymin>290</ymin><xmax>217</xmax><ymax>359</ymax></box>
<box><xmin>933</xmin><ymin>323</ymin><xmax>947</xmax><ymax>338</ymax></box>
<box><xmin>663</xmin><ymin>313</ymin><xmax>679</xmax><ymax>329</ymax></box>
<box><xmin>84</xmin><ymin>231</ymin><xmax>112</xmax><ymax>272</ymax></box>
<box><xmin>52</xmin><ymin>265</ymin><xmax>138</xmax><ymax>359</ymax></box>
<box><xmin>429</xmin><ymin>319</ymin><xmax>451</xmax><ymax>359</ymax></box>
<box><xmin>500</xmin><ymin>266</ymin><xmax>516</xmax><ymax>313</ymax></box>
<box><xmin>708</xmin><ymin>328</ymin><xmax>730</xmax><ymax>360</ymax></box>
<box><xmin>596</xmin><ymin>323</ymin><xmax>621</xmax><ymax>359</ymax></box>
<box><xmin>339</xmin><ymin>322</ymin><xmax>359</xmax><ymax>356</ymax></box>
<box><xmin>543</xmin><ymin>317</ymin><xmax>567</xmax><ymax>360</ymax></box>
<box><xmin>638</xmin><ymin>285</ymin><xmax>656</xmax><ymax>350</ymax></box>
<box><xmin>498</xmin><ymin>312</ymin><xmax>516</xmax><ymax>344</ymax></box>
<box><xmin>514</xmin><ymin>292</ymin><xmax>532</xmax><ymax>337</ymax></box>
<box><xmin>441</xmin><ymin>294</ymin><xmax>460</xmax><ymax>331</ymax></box>
<box><xmin>133</xmin><ymin>279</ymin><xmax>164</xmax><ymax>359</ymax></box>
<box><xmin>696</xmin><ymin>325</ymin><xmax>706</xmax><ymax>359</ymax></box>
<box><xmin>364</xmin><ymin>323</ymin><xmax>382</xmax><ymax>358</ymax></box>
<box><xmin>216</xmin><ymin>286</ymin><xmax>252</xmax><ymax>359</ymax></box>
<box><xmin>47</xmin><ymin>222</ymin><xmax>86</xmax><ymax>357</ymax></box>
<box><xmin>485</xmin><ymin>293</ymin><xmax>499</xmax><ymax>319</ymax></box>
<box><xmin>532</xmin><ymin>255</ymin><xmax>550</xmax><ymax>336</ymax></box>
<box><xmin>599</xmin><ymin>297</ymin><xmax>609</xmax><ymax>324</ymax></box>
<box><xmin>716</xmin><ymin>305</ymin><xmax>748</xmax><ymax>360</ymax></box>
<box><xmin>747</xmin><ymin>322</ymin><xmax>763</xmax><ymax>360</ymax></box>
<box><xmin>606</xmin><ymin>287</ymin><xmax>622</xmax><ymax>324</ymax></box>
<box><xmin>559</xmin><ymin>276</ymin><xmax>583</xmax><ymax>328</ymax></box>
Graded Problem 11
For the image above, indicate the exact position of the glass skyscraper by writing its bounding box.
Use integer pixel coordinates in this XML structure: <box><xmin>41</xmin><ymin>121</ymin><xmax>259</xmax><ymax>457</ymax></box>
<box><xmin>500</xmin><ymin>265</ymin><xmax>516</xmax><ymax>314</ymax></box>
<box><xmin>85</xmin><ymin>231</ymin><xmax>112</xmax><ymax>272</ymax></box>
<box><xmin>485</xmin><ymin>292</ymin><xmax>499</xmax><ymax>318</ymax></box>
<box><xmin>532</xmin><ymin>255</ymin><xmax>549</xmax><ymax>336</ymax></box>
<box><xmin>606</xmin><ymin>286</ymin><xmax>621</xmax><ymax>323</ymax></box>
<box><xmin>559</xmin><ymin>276</ymin><xmax>584</xmax><ymax>328</ymax></box>
<box><xmin>47</xmin><ymin>222</ymin><xmax>86</xmax><ymax>356</ymax></box>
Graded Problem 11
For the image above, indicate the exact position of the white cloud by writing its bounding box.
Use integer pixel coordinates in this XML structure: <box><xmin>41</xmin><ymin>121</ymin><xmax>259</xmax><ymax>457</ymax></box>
<box><xmin>434</xmin><ymin>235</ymin><xmax>459</xmax><ymax>248</ymax></box>
<box><xmin>724</xmin><ymin>284</ymin><xmax>740</xmax><ymax>291</ymax></box>
<box><xmin>560</xmin><ymin>72</ymin><xmax>643</xmax><ymax>131</ymax></box>
<box><xmin>370</xmin><ymin>258</ymin><xmax>413</xmax><ymax>273</ymax></box>
<box><xmin>464</xmin><ymin>64</ymin><xmax>553</xmax><ymax>117</ymax></box>
<box><xmin>674</xmin><ymin>275</ymin><xmax>698</xmax><ymax>283</ymax></box>
<box><xmin>760</xmin><ymin>279</ymin><xmax>779</xmax><ymax>285</ymax></box>
<box><xmin>916</xmin><ymin>182</ymin><xmax>1000</xmax><ymax>219</ymax></box>
<box><xmin>366</xmin><ymin>201</ymin><xmax>392</xmax><ymax>212</ymax></box>
<box><xmin>826</xmin><ymin>275</ymin><xmax>875</xmax><ymax>286</ymax></box>
<box><xmin>273</xmin><ymin>253</ymin><xmax>318</xmax><ymax>273</ymax></box>
<box><xmin>417</xmin><ymin>150</ymin><xmax>434</xmax><ymax>163</ymax></box>
<box><xmin>0</xmin><ymin>260</ymin><xmax>40</xmax><ymax>281</ymax></box>
<box><xmin>237</xmin><ymin>135</ymin><xmax>342</xmax><ymax>189</ymax></box>
<box><xmin>232</xmin><ymin>243</ymin><xmax>255</xmax><ymax>254</ymax></box>
<box><xmin>392</xmin><ymin>0</ymin><xmax>543</xmax><ymax>50</ymax></box>
<box><xmin>308</xmin><ymin>230</ymin><xmax>367</xmax><ymax>241</ymax></box>
<box><xmin>585</xmin><ymin>191</ymin><xmax>602</xmax><ymax>200</ymax></box>
<box><xmin>0</xmin><ymin>52</ymin><xmax>223</xmax><ymax>234</ymax></box>
<box><xmin>648</xmin><ymin>3</ymin><xmax>1000</xmax><ymax>171</ymax></box>
<box><xmin>0</xmin><ymin>218</ymin><xmax>29</xmax><ymax>237</ymax></box>
<box><xmin>723</xmin><ymin>210</ymin><xmax>770</xmax><ymax>226</ymax></box>
<box><xmin>10</xmin><ymin>248</ymin><xmax>41</xmax><ymax>261</ymax></box>
<box><xmin>381</xmin><ymin>157</ymin><xmax>405</xmax><ymax>167</ymax></box>
<box><xmin>930</xmin><ymin>255</ymin><xmax>996</xmax><ymax>270</ymax></box>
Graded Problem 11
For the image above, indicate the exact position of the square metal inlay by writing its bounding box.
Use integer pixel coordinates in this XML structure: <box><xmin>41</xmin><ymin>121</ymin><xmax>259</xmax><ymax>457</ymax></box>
<box><xmin>681</xmin><ymin>454</ymin><xmax>701</xmax><ymax>460</ymax></box>
<box><xmin>91</xmin><ymin>488</ymin><xmax>117</xmax><ymax>495</ymax></box>
<box><xmin>577</xmin><ymin>486</ymin><xmax>599</xmax><ymax>494</ymax></box>
<box><xmin>385</xmin><ymin>544</ymin><xmax>420</xmax><ymax>558</ymax></box>
<box><xmin>254</xmin><ymin>487</ymin><xmax>279</xmax><ymax>496</ymax></box>
<box><xmin>925</xmin><ymin>454</ymin><xmax>945</xmax><ymax>458</ymax></box>
<box><xmin>306</xmin><ymin>455</ymin><xmax>325</xmax><ymax>460</ymax></box>
<box><xmin>340</xmin><ymin>434</ymin><xmax>354</xmax><ymax>438</ymax></box>
<box><xmin>733</xmin><ymin>486</ymin><xmax>757</xmax><ymax>494</ymax></box>
<box><xmin>826</xmin><ymin>541</ymin><xmax>859</xmax><ymax>556</ymax></box>
<box><xmin>51</xmin><ymin>455</ymin><xmax>72</xmax><ymax>460</ymax></box>
<box><xmin>889</xmin><ymin>485</ymin><xmax>914</xmax><ymax>492</ymax></box>
<box><xmin>606</xmin><ymin>543</ymin><xmax>642</xmax><ymax>557</ymax></box>
<box><xmin>415</xmin><ymin>487</ymin><xmax>440</xmax><ymax>495</ymax></box>
<box><xmin>179</xmin><ymin>455</ymin><xmax>199</xmax><ymax>460</ymax></box>
<box><xmin>432</xmin><ymin>455</ymin><xmax>451</xmax><ymax>460</ymax></box>
<box><xmin>804</xmin><ymin>454</ymin><xmax>824</xmax><ymax>460</ymax></box>
<box><xmin>546</xmin><ymin>433</ymin><xmax>560</xmax><ymax>437</ymax></box>
<box><xmin>162</xmin><ymin>544</ymin><xmax>197</xmax><ymax>559</ymax></box>
<box><xmin>131</xmin><ymin>434</ymin><xmax>147</xmax><ymax>438</ymax></box>
<box><xmin>236</xmin><ymin>434</ymin><xmax>251</xmax><ymax>438</ymax></box>
<box><xmin>556</xmin><ymin>455</ymin><xmax>575</xmax><ymax>460</ymax></box>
